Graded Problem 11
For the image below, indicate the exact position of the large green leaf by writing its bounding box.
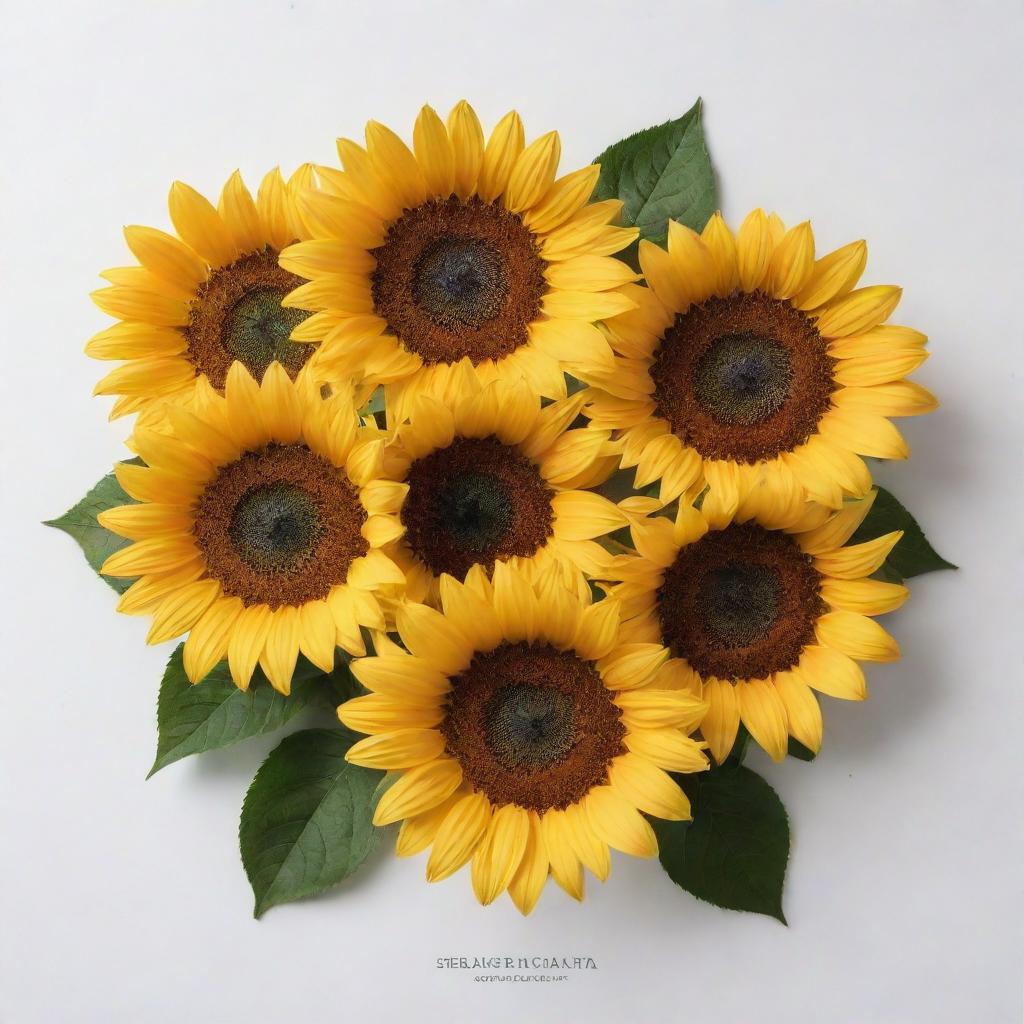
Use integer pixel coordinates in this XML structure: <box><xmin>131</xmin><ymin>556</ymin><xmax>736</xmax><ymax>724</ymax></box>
<box><xmin>149</xmin><ymin>647</ymin><xmax>360</xmax><ymax>777</ymax></box>
<box><xmin>850</xmin><ymin>486</ymin><xmax>957</xmax><ymax>583</ymax></box>
<box><xmin>655</xmin><ymin>765</ymin><xmax>789</xmax><ymax>923</ymax></box>
<box><xmin>44</xmin><ymin>465</ymin><xmax>138</xmax><ymax>594</ymax></box>
<box><xmin>240</xmin><ymin>728</ymin><xmax>383</xmax><ymax>917</ymax></box>
<box><xmin>593</xmin><ymin>98</ymin><xmax>716</xmax><ymax>249</ymax></box>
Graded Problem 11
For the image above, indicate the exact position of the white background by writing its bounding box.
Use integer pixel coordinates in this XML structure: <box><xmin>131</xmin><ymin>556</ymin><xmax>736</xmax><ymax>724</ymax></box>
<box><xmin>1</xmin><ymin>1</ymin><xmax>1021</xmax><ymax>1021</ymax></box>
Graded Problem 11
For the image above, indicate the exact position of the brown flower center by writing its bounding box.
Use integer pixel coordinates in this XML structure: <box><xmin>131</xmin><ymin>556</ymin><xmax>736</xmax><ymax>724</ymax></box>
<box><xmin>658</xmin><ymin>524</ymin><xmax>825</xmax><ymax>680</ymax></box>
<box><xmin>371</xmin><ymin>197</ymin><xmax>547</xmax><ymax>365</ymax></box>
<box><xmin>185</xmin><ymin>248</ymin><xmax>312</xmax><ymax>388</ymax></box>
<box><xmin>651</xmin><ymin>292</ymin><xmax>835</xmax><ymax>462</ymax></box>
<box><xmin>441</xmin><ymin>643</ymin><xmax>626</xmax><ymax>812</ymax></box>
<box><xmin>400</xmin><ymin>436</ymin><xmax>554</xmax><ymax>579</ymax></box>
<box><xmin>193</xmin><ymin>444</ymin><xmax>368</xmax><ymax>608</ymax></box>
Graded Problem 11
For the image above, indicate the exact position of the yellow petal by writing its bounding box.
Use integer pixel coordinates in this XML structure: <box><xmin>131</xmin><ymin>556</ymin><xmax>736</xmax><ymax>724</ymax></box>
<box><xmin>767</xmin><ymin>221</ymin><xmax>815</xmax><ymax>299</ymax></box>
<box><xmin>819</xmin><ymin>577</ymin><xmax>909</xmax><ymax>615</ymax></box>
<box><xmin>815</xmin><ymin>610</ymin><xmax>900</xmax><ymax>662</ymax></box>
<box><xmin>227</xmin><ymin>603</ymin><xmax>274</xmax><ymax>690</ymax></box>
<box><xmin>736</xmin><ymin>679</ymin><xmax>788</xmax><ymax>762</ymax></box>
<box><xmin>123</xmin><ymin>224</ymin><xmax>207</xmax><ymax>294</ymax></box>
<box><xmin>478</xmin><ymin>110</ymin><xmax>524</xmax><ymax>203</ymax></box>
<box><xmin>572</xmin><ymin>598</ymin><xmax>621</xmax><ymax>661</ymax></box>
<box><xmin>597</xmin><ymin>643</ymin><xmax>670</xmax><ymax>690</ymax></box>
<box><xmin>624</xmin><ymin>728</ymin><xmax>710</xmax><ymax>773</ymax></box>
<box><xmin>183</xmin><ymin>596</ymin><xmax>244</xmax><ymax>683</ymax></box>
<box><xmin>773</xmin><ymin>671</ymin><xmax>822</xmax><ymax>754</ymax></box>
<box><xmin>793</xmin><ymin>239</ymin><xmax>867</xmax><ymax>310</ymax></box>
<box><xmin>338</xmin><ymin>693</ymin><xmax>445</xmax><ymax>733</ymax></box>
<box><xmin>346</xmin><ymin>729</ymin><xmax>446</xmax><ymax>770</ymax></box>
<box><xmin>365</xmin><ymin>119</ymin><xmax>427</xmax><ymax>211</ymax></box>
<box><xmin>701</xmin><ymin>212</ymin><xmax>739</xmax><ymax>295</ymax></box>
<box><xmin>638</xmin><ymin>239</ymin><xmax>686</xmax><ymax>312</ymax></box>
<box><xmin>584</xmin><ymin>786</ymin><xmax>658</xmax><ymax>857</ymax></box>
<box><xmin>551</xmin><ymin>491</ymin><xmax>627</xmax><ymax>541</ymax></box>
<box><xmin>350</xmin><ymin>654</ymin><xmax>450</xmax><ymax>700</ymax></box>
<box><xmin>504</xmin><ymin>130</ymin><xmax>560</xmax><ymax>213</ymax></box>
<box><xmin>217</xmin><ymin>170</ymin><xmax>265</xmax><ymax>253</ymax></box>
<box><xmin>813</xmin><ymin>285</ymin><xmax>902</xmax><ymax>338</ymax></box>
<box><xmin>256</xmin><ymin>168</ymin><xmax>293</xmax><ymax>250</ymax></box>
<box><xmin>100</xmin><ymin>536</ymin><xmax>198</xmax><ymax>577</ymax></box>
<box><xmin>395</xmin><ymin>793</ymin><xmax>461</xmax><ymax>857</ymax></box>
<box><xmin>447</xmin><ymin>100</ymin><xmax>484</xmax><ymax>199</ymax></box>
<box><xmin>491</xmin><ymin>562</ymin><xmax>538</xmax><ymax>643</ymax></box>
<box><xmin>524</xmin><ymin>165</ymin><xmax>599</xmax><ymax>234</ymax></box>
<box><xmin>298</xmin><ymin>599</ymin><xmax>337</xmax><ymax>673</ymax></box>
<box><xmin>541</xmin><ymin>810</ymin><xmax>584</xmax><ymax>900</ymax></box>
<box><xmin>507</xmin><ymin>812</ymin><xmax>548</xmax><ymax>914</ymax></box>
<box><xmin>736</xmin><ymin>208</ymin><xmax>775</xmax><ymax>291</ymax></box>
<box><xmin>607</xmin><ymin>753</ymin><xmax>691</xmax><ymax>820</ymax></box>
<box><xmin>395</xmin><ymin>602</ymin><xmax>473</xmax><ymax>674</ymax></box>
<box><xmin>427</xmin><ymin>792</ymin><xmax>492</xmax><ymax>882</ymax></box>
<box><xmin>373</xmin><ymin>758</ymin><xmax>463</xmax><ymax>826</ymax></box>
<box><xmin>91</xmin><ymin>286</ymin><xmax>189</xmax><ymax>327</ymax></box>
<box><xmin>563</xmin><ymin>802</ymin><xmax>611</xmax><ymax>882</ymax></box>
<box><xmin>700</xmin><ymin>677</ymin><xmax>740</xmax><ymax>764</ymax></box>
<box><xmin>147</xmin><ymin>579</ymin><xmax>221</xmax><ymax>645</ymax></box>
<box><xmin>813</xmin><ymin>530</ymin><xmax>902</xmax><ymax>579</ymax></box>
<box><xmin>470</xmin><ymin>804</ymin><xmax>530</xmax><ymax>905</ymax></box>
<box><xmin>168</xmin><ymin>181</ymin><xmax>237</xmax><ymax>268</ymax></box>
<box><xmin>413</xmin><ymin>104</ymin><xmax>455</xmax><ymax>198</ymax></box>
<box><xmin>260</xmin><ymin>606</ymin><xmax>301</xmax><ymax>694</ymax></box>
<box><xmin>795</xmin><ymin>645</ymin><xmax>867</xmax><ymax>700</ymax></box>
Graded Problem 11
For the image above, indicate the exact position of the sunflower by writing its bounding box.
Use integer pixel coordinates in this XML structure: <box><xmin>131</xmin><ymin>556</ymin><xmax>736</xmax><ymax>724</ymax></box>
<box><xmin>584</xmin><ymin>210</ymin><xmax>938</xmax><ymax>514</ymax></box>
<box><xmin>375</xmin><ymin>364</ymin><xmax>626</xmax><ymax>605</ymax></box>
<box><xmin>88</xmin><ymin>167</ymin><xmax>320</xmax><ymax>422</ymax></box>
<box><xmin>97</xmin><ymin>362</ymin><xmax>406</xmax><ymax>693</ymax></box>
<box><xmin>612</xmin><ymin>488</ymin><xmax>906</xmax><ymax>763</ymax></box>
<box><xmin>338</xmin><ymin>564</ymin><xmax>708</xmax><ymax>913</ymax></box>
<box><xmin>280</xmin><ymin>101</ymin><xmax>639</xmax><ymax>420</ymax></box>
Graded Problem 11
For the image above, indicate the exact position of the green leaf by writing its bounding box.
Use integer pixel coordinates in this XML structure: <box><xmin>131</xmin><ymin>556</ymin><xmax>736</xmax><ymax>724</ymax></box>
<box><xmin>240</xmin><ymin>728</ymin><xmax>384</xmax><ymax>917</ymax></box>
<box><xmin>787</xmin><ymin>736</ymin><xmax>817</xmax><ymax>762</ymax></box>
<box><xmin>849</xmin><ymin>486</ymin><xmax>957</xmax><ymax>583</ymax></box>
<box><xmin>655</xmin><ymin>765</ymin><xmax>789</xmax><ymax>923</ymax></box>
<box><xmin>149</xmin><ymin>648</ymin><xmax>360</xmax><ymax>777</ymax></box>
<box><xmin>593</xmin><ymin>98</ymin><xmax>716</xmax><ymax>252</ymax></box>
<box><xmin>44</xmin><ymin>465</ymin><xmax>138</xmax><ymax>594</ymax></box>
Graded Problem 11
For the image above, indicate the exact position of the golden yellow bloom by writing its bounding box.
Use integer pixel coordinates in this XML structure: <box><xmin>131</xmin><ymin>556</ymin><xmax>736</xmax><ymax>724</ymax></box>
<box><xmin>614</xmin><ymin>489</ymin><xmax>906</xmax><ymax>763</ymax></box>
<box><xmin>338</xmin><ymin>565</ymin><xmax>708</xmax><ymax>912</ymax></box>
<box><xmin>281</xmin><ymin>101</ymin><xmax>639</xmax><ymax>420</ymax></box>
<box><xmin>585</xmin><ymin>211</ymin><xmax>937</xmax><ymax>514</ymax></box>
<box><xmin>98</xmin><ymin>363</ymin><xmax>406</xmax><ymax>693</ymax></box>
<box><xmin>88</xmin><ymin>167</ymin><xmax>318</xmax><ymax>421</ymax></box>
<box><xmin>375</xmin><ymin>364</ymin><xmax>625</xmax><ymax>604</ymax></box>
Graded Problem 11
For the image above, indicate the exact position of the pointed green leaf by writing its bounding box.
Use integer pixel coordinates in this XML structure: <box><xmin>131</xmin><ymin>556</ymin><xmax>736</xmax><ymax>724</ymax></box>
<box><xmin>787</xmin><ymin>736</ymin><xmax>817</xmax><ymax>762</ymax></box>
<box><xmin>240</xmin><ymin>728</ymin><xmax>383</xmax><ymax>917</ymax></box>
<box><xmin>654</xmin><ymin>765</ymin><xmax>789</xmax><ymax>923</ymax></box>
<box><xmin>593</xmin><ymin>98</ymin><xmax>716</xmax><ymax>249</ymax></box>
<box><xmin>850</xmin><ymin>486</ymin><xmax>957</xmax><ymax>583</ymax></box>
<box><xmin>149</xmin><ymin>648</ymin><xmax>360</xmax><ymax>777</ymax></box>
<box><xmin>44</xmin><ymin>465</ymin><xmax>139</xmax><ymax>593</ymax></box>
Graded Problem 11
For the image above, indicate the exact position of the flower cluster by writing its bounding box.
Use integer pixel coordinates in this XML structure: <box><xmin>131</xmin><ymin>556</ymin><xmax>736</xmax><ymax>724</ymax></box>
<box><xmin>59</xmin><ymin>100</ymin><xmax>944</xmax><ymax>919</ymax></box>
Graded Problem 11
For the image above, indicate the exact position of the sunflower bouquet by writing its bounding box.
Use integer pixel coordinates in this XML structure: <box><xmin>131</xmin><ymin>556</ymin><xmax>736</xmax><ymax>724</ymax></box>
<box><xmin>50</xmin><ymin>99</ymin><xmax>953</xmax><ymax>920</ymax></box>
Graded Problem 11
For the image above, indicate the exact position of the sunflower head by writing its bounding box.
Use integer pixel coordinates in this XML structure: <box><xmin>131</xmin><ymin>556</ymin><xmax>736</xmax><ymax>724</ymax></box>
<box><xmin>279</xmin><ymin>101</ymin><xmax>640</xmax><ymax>420</ymax></box>
<box><xmin>88</xmin><ymin>168</ymin><xmax>321</xmax><ymax>421</ymax></box>
<box><xmin>339</xmin><ymin>564</ymin><xmax>709</xmax><ymax>913</ymax></box>
<box><xmin>585</xmin><ymin>211</ymin><xmax>937</xmax><ymax>516</ymax></box>
<box><xmin>374</xmin><ymin>367</ymin><xmax>626</xmax><ymax>603</ymax></box>
<box><xmin>616</xmin><ymin>489</ymin><xmax>907</xmax><ymax>763</ymax></box>
<box><xmin>98</xmin><ymin>362</ymin><xmax>408</xmax><ymax>693</ymax></box>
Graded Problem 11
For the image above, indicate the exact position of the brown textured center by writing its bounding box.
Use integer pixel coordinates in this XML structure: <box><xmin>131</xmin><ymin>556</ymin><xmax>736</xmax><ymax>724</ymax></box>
<box><xmin>651</xmin><ymin>292</ymin><xmax>835</xmax><ymax>462</ymax></box>
<box><xmin>192</xmin><ymin>444</ymin><xmax>367</xmax><ymax>608</ymax></box>
<box><xmin>400</xmin><ymin>436</ymin><xmax>554</xmax><ymax>578</ymax></box>
<box><xmin>441</xmin><ymin>643</ymin><xmax>626</xmax><ymax>812</ymax></box>
<box><xmin>371</xmin><ymin>197</ymin><xmax>547</xmax><ymax>365</ymax></box>
<box><xmin>658</xmin><ymin>523</ymin><xmax>825</xmax><ymax>680</ymax></box>
<box><xmin>185</xmin><ymin>248</ymin><xmax>311</xmax><ymax>388</ymax></box>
